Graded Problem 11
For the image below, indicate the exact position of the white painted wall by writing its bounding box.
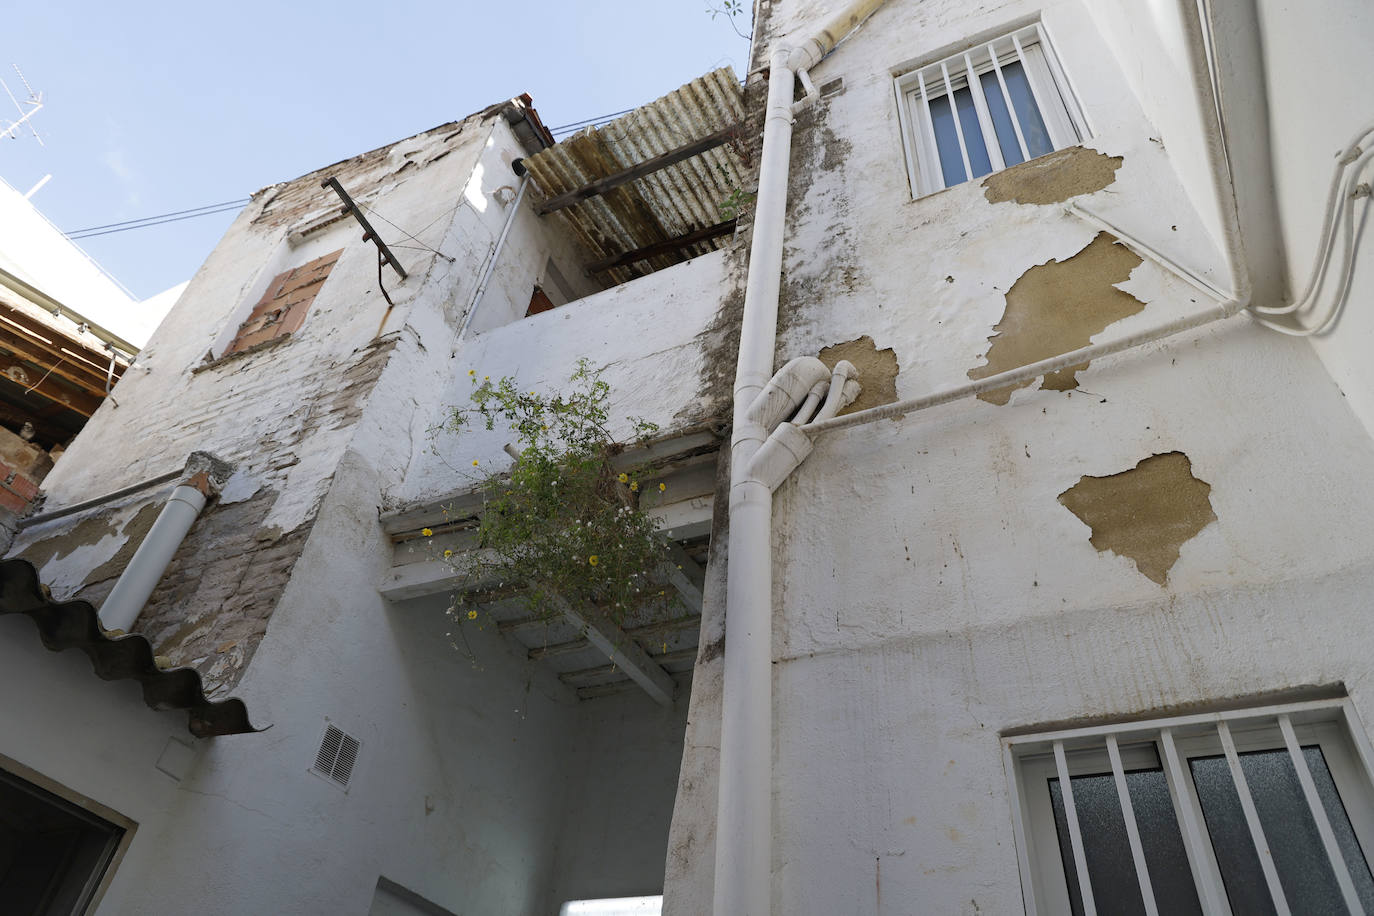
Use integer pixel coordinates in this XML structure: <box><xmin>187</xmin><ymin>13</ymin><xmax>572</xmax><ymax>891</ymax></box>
<box><xmin>1253</xmin><ymin>0</ymin><xmax>1374</xmax><ymax>438</ymax></box>
<box><xmin>549</xmin><ymin>692</ymin><xmax>689</xmax><ymax>907</ymax></box>
<box><xmin>397</xmin><ymin>247</ymin><xmax>730</xmax><ymax>508</ymax></box>
<box><xmin>664</xmin><ymin>0</ymin><xmax>1374</xmax><ymax>911</ymax></box>
<box><xmin>0</xmin><ymin>614</ymin><xmax>189</xmax><ymax>915</ymax></box>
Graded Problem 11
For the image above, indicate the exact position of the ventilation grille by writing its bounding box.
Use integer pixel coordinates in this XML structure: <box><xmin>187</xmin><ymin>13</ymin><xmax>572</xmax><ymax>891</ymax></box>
<box><xmin>312</xmin><ymin>724</ymin><xmax>361</xmax><ymax>788</ymax></box>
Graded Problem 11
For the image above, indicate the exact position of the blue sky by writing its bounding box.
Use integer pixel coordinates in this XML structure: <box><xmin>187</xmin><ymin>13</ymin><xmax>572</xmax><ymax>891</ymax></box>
<box><xmin>2</xmin><ymin>1</ymin><xmax>750</xmax><ymax>299</ymax></box>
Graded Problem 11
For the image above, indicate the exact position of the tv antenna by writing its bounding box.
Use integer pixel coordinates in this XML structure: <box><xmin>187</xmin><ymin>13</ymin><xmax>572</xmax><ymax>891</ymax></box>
<box><xmin>1</xmin><ymin>65</ymin><xmax>44</xmax><ymax>145</ymax></box>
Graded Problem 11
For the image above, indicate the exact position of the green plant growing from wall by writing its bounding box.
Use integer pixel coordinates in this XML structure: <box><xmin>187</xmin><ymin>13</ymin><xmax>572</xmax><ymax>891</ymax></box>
<box><xmin>432</xmin><ymin>360</ymin><xmax>675</xmax><ymax>635</ymax></box>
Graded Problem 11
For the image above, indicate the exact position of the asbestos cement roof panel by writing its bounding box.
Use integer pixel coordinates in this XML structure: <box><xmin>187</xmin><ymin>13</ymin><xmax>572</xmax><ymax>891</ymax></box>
<box><xmin>521</xmin><ymin>68</ymin><xmax>748</xmax><ymax>286</ymax></box>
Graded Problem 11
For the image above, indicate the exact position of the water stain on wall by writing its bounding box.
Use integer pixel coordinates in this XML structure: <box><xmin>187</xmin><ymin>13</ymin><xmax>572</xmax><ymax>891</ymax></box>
<box><xmin>981</xmin><ymin>147</ymin><xmax>1123</xmax><ymax>205</ymax></box>
<box><xmin>1058</xmin><ymin>452</ymin><xmax>1217</xmax><ymax>585</ymax></box>
<box><xmin>968</xmin><ymin>232</ymin><xmax>1144</xmax><ymax>404</ymax></box>
<box><xmin>818</xmin><ymin>335</ymin><xmax>899</xmax><ymax>415</ymax></box>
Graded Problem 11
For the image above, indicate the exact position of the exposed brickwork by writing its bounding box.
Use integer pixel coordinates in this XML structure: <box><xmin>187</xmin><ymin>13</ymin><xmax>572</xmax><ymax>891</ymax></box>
<box><xmin>75</xmin><ymin>487</ymin><xmax>312</xmax><ymax>697</ymax></box>
<box><xmin>225</xmin><ymin>249</ymin><xmax>343</xmax><ymax>355</ymax></box>
<box><xmin>18</xmin><ymin>336</ymin><xmax>401</xmax><ymax>697</ymax></box>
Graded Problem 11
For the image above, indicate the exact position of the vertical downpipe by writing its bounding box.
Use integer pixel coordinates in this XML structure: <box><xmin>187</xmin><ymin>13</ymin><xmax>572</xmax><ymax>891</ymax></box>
<box><xmin>714</xmin><ymin>46</ymin><xmax>798</xmax><ymax>916</ymax></box>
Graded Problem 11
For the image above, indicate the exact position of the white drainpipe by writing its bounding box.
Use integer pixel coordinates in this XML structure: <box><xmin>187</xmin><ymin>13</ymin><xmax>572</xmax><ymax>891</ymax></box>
<box><xmin>714</xmin><ymin>3</ymin><xmax>891</xmax><ymax>914</ymax></box>
<box><xmin>99</xmin><ymin>451</ymin><xmax>233</xmax><ymax>633</ymax></box>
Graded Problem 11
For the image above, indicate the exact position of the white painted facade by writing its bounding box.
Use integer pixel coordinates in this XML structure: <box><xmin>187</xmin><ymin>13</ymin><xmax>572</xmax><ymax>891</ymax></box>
<box><xmin>0</xmin><ymin>0</ymin><xmax>1371</xmax><ymax>913</ymax></box>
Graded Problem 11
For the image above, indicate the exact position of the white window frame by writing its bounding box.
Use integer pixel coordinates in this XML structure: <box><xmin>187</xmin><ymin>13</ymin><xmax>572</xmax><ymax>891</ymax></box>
<box><xmin>1004</xmin><ymin>697</ymin><xmax>1374</xmax><ymax>915</ymax></box>
<box><xmin>894</xmin><ymin>22</ymin><xmax>1090</xmax><ymax>198</ymax></box>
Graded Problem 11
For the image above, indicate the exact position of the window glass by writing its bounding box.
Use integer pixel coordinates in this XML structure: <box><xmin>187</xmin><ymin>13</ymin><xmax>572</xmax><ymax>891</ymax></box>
<box><xmin>1050</xmin><ymin>769</ymin><xmax>1202</xmax><ymax>916</ymax></box>
<box><xmin>1191</xmin><ymin>747</ymin><xmax>1374</xmax><ymax>913</ymax></box>
<box><xmin>978</xmin><ymin>70</ymin><xmax>1026</xmax><ymax>167</ymax></box>
<box><xmin>999</xmin><ymin>60</ymin><xmax>1054</xmax><ymax>159</ymax></box>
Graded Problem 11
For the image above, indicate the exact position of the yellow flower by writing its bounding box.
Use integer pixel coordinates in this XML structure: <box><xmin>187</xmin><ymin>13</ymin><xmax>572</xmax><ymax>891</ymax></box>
<box><xmin>421</xmin><ymin>528</ymin><xmax>433</xmax><ymax>537</ymax></box>
<box><xmin>467</xmin><ymin>609</ymin><xmax>477</xmax><ymax>620</ymax></box>
<box><xmin>472</xmin><ymin>459</ymin><xmax>480</xmax><ymax>466</ymax></box>
<box><xmin>617</xmin><ymin>473</ymin><xmax>629</xmax><ymax>484</ymax></box>
<box><xmin>630</xmin><ymin>481</ymin><xmax>639</xmax><ymax>491</ymax></box>
<box><xmin>484</xmin><ymin>375</ymin><xmax>490</xmax><ymax>381</ymax></box>
<box><xmin>588</xmin><ymin>555</ymin><xmax>599</xmax><ymax>566</ymax></box>
<box><xmin>658</xmin><ymin>482</ymin><xmax>667</xmax><ymax>492</ymax></box>
<box><xmin>468</xmin><ymin>369</ymin><xmax>475</xmax><ymax>376</ymax></box>
<box><xmin>443</xmin><ymin>549</ymin><xmax>453</xmax><ymax>558</ymax></box>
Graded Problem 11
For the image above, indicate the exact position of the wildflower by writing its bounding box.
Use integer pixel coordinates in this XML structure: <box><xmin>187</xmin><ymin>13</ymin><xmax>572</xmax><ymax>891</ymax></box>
<box><xmin>472</xmin><ymin>459</ymin><xmax>480</xmax><ymax>466</ymax></box>
<box><xmin>468</xmin><ymin>369</ymin><xmax>475</xmax><ymax>376</ymax></box>
<box><xmin>617</xmin><ymin>472</ymin><xmax>629</xmax><ymax>483</ymax></box>
<box><xmin>422</xmin><ymin>528</ymin><xmax>433</xmax><ymax>537</ymax></box>
<box><xmin>443</xmin><ymin>549</ymin><xmax>453</xmax><ymax>558</ymax></box>
<box><xmin>588</xmin><ymin>555</ymin><xmax>599</xmax><ymax>566</ymax></box>
<box><xmin>630</xmin><ymin>481</ymin><xmax>639</xmax><ymax>492</ymax></box>
<box><xmin>484</xmin><ymin>375</ymin><xmax>490</xmax><ymax>381</ymax></box>
<box><xmin>658</xmin><ymin>482</ymin><xmax>667</xmax><ymax>492</ymax></box>
<box><xmin>467</xmin><ymin>609</ymin><xmax>478</xmax><ymax>620</ymax></box>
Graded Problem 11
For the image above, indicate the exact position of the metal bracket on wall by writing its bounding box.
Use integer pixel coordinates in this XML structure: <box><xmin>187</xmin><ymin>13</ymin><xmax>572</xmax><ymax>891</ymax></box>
<box><xmin>321</xmin><ymin>177</ymin><xmax>408</xmax><ymax>281</ymax></box>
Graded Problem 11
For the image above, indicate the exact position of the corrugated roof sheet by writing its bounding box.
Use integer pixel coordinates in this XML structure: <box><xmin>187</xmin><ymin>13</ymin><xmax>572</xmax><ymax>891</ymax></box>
<box><xmin>523</xmin><ymin>68</ymin><xmax>748</xmax><ymax>286</ymax></box>
<box><xmin>0</xmin><ymin>559</ymin><xmax>257</xmax><ymax>737</ymax></box>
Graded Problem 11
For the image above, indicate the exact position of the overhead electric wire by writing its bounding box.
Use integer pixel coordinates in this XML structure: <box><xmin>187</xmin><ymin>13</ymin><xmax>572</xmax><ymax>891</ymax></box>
<box><xmin>66</xmin><ymin>198</ymin><xmax>251</xmax><ymax>235</ymax></box>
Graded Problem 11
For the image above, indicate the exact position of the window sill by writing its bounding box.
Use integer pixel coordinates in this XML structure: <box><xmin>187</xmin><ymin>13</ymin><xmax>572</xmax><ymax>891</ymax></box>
<box><xmin>191</xmin><ymin>333</ymin><xmax>294</xmax><ymax>374</ymax></box>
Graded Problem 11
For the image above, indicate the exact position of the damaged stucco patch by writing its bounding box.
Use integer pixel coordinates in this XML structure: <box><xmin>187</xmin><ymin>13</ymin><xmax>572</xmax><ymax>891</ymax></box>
<box><xmin>82</xmin><ymin>502</ymin><xmax>163</xmax><ymax>585</ymax></box>
<box><xmin>1058</xmin><ymin>452</ymin><xmax>1217</xmax><ymax>585</ymax></box>
<box><xmin>968</xmin><ymin>232</ymin><xmax>1144</xmax><ymax>405</ymax></box>
<box><xmin>818</xmin><ymin>336</ymin><xmax>899</xmax><ymax>415</ymax></box>
<box><xmin>981</xmin><ymin>147</ymin><xmax>1124</xmax><ymax>205</ymax></box>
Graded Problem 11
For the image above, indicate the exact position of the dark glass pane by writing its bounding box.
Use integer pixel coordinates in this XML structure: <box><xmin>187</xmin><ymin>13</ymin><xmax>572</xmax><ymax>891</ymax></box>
<box><xmin>1126</xmin><ymin>769</ymin><xmax>1205</xmax><ymax>915</ymax></box>
<box><xmin>1000</xmin><ymin>60</ymin><xmax>1054</xmax><ymax>158</ymax></box>
<box><xmin>1190</xmin><ymin>754</ymin><xmax>1280</xmax><ymax>915</ymax></box>
<box><xmin>952</xmin><ymin>86</ymin><xmax>992</xmax><ymax>178</ymax></box>
<box><xmin>1194</xmin><ymin>746</ymin><xmax>1374</xmax><ymax>914</ymax></box>
<box><xmin>1303</xmin><ymin>746</ymin><xmax>1374</xmax><ymax>910</ymax></box>
<box><xmin>1050</xmin><ymin>769</ymin><xmax>1201</xmax><ymax>915</ymax></box>
<box><xmin>979</xmin><ymin>70</ymin><xmax>1025</xmax><ymax>167</ymax></box>
<box><xmin>927</xmin><ymin>87</ymin><xmax>992</xmax><ymax>188</ymax></box>
<box><xmin>927</xmin><ymin>94</ymin><xmax>966</xmax><ymax>188</ymax></box>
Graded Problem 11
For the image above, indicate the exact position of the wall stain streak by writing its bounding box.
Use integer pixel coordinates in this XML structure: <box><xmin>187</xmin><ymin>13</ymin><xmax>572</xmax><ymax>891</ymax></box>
<box><xmin>818</xmin><ymin>336</ymin><xmax>899</xmax><ymax>415</ymax></box>
<box><xmin>1058</xmin><ymin>452</ymin><xmax>1217</xmax><ymax>585</ymax></box>
<box><xmin>981</xmin><ymin>147</ymin><xmax>1123</xmax><ymax>205</ymax></box>
<box><xmin>968</xmin><ymin>232</ymin><xmax>1144</xmax><ymax>404</ymax></box>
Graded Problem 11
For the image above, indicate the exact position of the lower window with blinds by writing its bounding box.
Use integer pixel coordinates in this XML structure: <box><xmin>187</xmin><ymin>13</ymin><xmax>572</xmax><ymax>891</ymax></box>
<box><xmin>1005</xmin><ymin>698</ymin><xmax>1374</xmax><ymax>915</ymax></box>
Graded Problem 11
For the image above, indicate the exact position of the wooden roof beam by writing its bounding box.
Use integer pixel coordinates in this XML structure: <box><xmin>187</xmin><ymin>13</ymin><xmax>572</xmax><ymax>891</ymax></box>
<box><xmin>535</xmin><ymin>123</ymin><xmax>742</xmax><ymax>215</ymax></box>
<box><xmin>585</xmin><ymin>219</ymin><xmax>737</xmax><ymax>274</ymax></box>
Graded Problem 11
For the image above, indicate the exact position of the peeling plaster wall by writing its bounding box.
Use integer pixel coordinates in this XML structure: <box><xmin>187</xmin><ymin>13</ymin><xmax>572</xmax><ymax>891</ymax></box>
<box><xmin>7</xmin><ymin>117</ymin><xmax>492</xmax><ymax>694</ymax></box>
<box><xmin>665</xmin><ymin>0</ymin><xmax>1374</xmax><ymax>911</ymax></box>
<box><xmin>0</xmin><ymin>96</ymin><xmax>724</xmax><ymax>913</ymax></box>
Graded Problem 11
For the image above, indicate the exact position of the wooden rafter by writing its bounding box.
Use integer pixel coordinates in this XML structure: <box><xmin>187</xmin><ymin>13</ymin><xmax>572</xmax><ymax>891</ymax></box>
<box><xmin>585</xmin><ymin>219</ymin><xmax>737</xmax><ymax>274</ymax></box>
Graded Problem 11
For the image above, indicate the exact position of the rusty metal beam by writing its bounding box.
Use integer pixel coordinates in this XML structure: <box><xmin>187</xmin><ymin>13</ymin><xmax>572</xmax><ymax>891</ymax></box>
<box><xmin>585</xmin><ymin>219</ymin><xmax>737</xmax><ymax>274</ymax></box>
<box><xmin>322</xmin><ymin>177</ymin><xmax>407</xmax><ymax>280</ymax></box>
<box><xmin>535</xmin><ymin>123</ymin><xmax>742</xmax><ymax>215</ymax></box>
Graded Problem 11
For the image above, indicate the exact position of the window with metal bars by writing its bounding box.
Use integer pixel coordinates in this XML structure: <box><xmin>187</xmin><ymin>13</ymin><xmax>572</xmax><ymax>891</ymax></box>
<box><xmin>1005</xmin><ymin>698</ymin><xmax>1374</xmax><ymax>914</ymax></box>
<box><xmin>895</xmin><ymin>23</ymin><xmax>1089</xmax><ymax>198</ymax></box>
